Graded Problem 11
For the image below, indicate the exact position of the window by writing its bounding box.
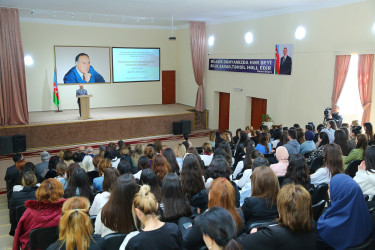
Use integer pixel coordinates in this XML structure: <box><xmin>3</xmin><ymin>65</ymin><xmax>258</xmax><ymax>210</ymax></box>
<box><xmin>337</xmin><ymin>55</ymin><xmax>363</xmax><ymax>123</ymax></box>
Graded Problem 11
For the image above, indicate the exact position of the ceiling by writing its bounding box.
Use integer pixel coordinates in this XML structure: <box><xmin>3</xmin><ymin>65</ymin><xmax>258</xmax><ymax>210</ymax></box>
<box><xmin>0</xmin><ymin>0</ymin><xmax>363</xmax><ymax>28</ymax></box>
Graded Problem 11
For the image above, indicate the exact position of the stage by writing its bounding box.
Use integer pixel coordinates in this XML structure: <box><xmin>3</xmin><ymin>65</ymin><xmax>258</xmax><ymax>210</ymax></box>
<box><xmin>0</xmin><ymin>104</ymin><xmax>199</xmax><ymax>149</ymax></box>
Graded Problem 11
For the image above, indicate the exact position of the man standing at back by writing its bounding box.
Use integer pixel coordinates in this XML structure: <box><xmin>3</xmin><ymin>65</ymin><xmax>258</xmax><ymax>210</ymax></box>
<box><xmin>35</xmin><ymin>151</ymin><xmax>50</xmax><ymax>183</ymax></box>
<box><xmin>283</xmin><ymin>129</ymin><xmax>300</xmax><ymax>155</ymax></box>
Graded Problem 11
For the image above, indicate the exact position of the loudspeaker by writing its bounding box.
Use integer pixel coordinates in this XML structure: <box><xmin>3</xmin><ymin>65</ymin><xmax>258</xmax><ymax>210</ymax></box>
<box><xmin>173</xmin><ymin>122</ymin><xmax>182</xmax><ymax>135</ymax></box>
<box><xmin>0</xmin><ymin>136</ymin><xmax>14</xmax><ymax>155</ymax></box>
<box><xmin>13</xmin><ymin>134</ymin><xmax>26</xmax><ymax>153</ymax></box>
<box><xmin>181</xmin><ymin>120</ymin><xmax>191</xmax><ymax>135</ymax></box>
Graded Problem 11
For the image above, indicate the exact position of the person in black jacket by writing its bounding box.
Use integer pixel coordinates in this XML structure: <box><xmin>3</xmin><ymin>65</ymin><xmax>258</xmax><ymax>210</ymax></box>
<box><xmin>9</xmin><ymin>172</ymin><xmax>38</xmax><ymax>236</ymax></box>
<box><xmin>238</xmin><ymin>184</ymin><xmax>317</xmax><ymax>250</ymax></box>
<box><xmin>5</xmin><ymin>154</ymin><xmax>23</xmax><ymax>203</ymax></box>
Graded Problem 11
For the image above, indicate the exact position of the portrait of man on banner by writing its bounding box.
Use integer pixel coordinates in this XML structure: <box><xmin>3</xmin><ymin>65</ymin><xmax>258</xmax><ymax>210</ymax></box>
<box><xmin>275</xmin><ymin>44</ymin><xmax>293</xmax><ymax>75</ymax></box>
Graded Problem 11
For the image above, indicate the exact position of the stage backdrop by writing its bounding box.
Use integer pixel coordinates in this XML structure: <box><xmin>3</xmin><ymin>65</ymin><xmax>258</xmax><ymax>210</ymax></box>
<box><xmin>55</xmin><ymin>46</ymin><xmax>111</xmax><ymax>84</ymax></box>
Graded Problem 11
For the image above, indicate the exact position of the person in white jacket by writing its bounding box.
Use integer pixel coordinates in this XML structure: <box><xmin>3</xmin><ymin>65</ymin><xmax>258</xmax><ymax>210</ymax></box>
<box><xmin>354</xmin><ymin>146</ymin><xmax>375</xmax><ymax>201</ymax></box>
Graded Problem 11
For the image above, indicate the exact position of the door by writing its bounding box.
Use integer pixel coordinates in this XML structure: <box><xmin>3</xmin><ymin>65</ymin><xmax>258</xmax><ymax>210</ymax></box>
<box><xmin>162</xmin><ymin>71</ymin><xmax>176</xmax><ymax>104</ymax></box>
<box><xmin>219</xmin><ymin>92</ymin><xmax>230</xmax><ymax>131</ymax></box>
<box><xmin>251</xmin><ymin>97</ymin><xmax>267</xmax><ymax>130</ymax></box>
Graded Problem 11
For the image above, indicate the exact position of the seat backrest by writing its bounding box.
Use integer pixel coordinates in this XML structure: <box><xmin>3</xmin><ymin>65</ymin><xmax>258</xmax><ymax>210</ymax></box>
<box><xmin>312</xmin><ymin>200</ymin><xmax>326</xmax><ymax>221</ymax></box>
<box><xmin>15</xmin><ymin>205</ymin><xmax>26</xmax><ymax>223</ymax></box>
<box><xmin>311</xmin><ymin>183</ymin><xmax>328</xmax><ymax>205</ymax></box>
<box><xmin>277</xmin><ymin>176</ymin><xmax>284</xmax><ymax>187</ymax></box>
<box><xmin>29</xmin><ymin>226</ymin><xmax>59</xmax><ymax>250</ymax></box>
<box><xmin>104</xmin><ymin>233</ymin><xmax>127</xmax><ymax>250</ymax></box>
<box><xmin>309</xmin><ymin>156</ymin><xmax>324</xmax><ymax>174</ymax></box>
<box><xmin>346</xmin><ymin>237</ymin><xmax>375</xmax><ymax>250</ymax></box>
<box><xmin>345</xmin><ymin>160</ymin><xmax>362</xmax><ymax>178</ymax></box>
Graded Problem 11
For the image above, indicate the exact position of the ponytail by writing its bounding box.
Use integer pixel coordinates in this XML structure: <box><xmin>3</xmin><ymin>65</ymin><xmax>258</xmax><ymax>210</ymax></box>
<box><xmin>224</xmin><ymin>239</ymin><xmax>242</xmax><ymax>250</ymax></box>
<box><xmin>132</xmin><ymin>185</ymin><xmax>159</xmax><ymax>229</ymax></box>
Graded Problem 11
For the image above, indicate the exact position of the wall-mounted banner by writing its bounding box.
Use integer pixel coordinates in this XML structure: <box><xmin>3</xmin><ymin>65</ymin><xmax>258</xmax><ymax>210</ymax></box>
<box><xmin>209</xmin><ymin>59</ymin><xmax>275</xmax><ymax>74</ymax></box>
<box><xmin>275</xmin><ymin>44</ymin><xmax>293</xmax><ymax>75</ymax></box>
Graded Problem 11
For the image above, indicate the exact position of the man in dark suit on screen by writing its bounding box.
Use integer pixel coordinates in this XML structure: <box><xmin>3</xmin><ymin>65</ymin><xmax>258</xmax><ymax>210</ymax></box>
<box><xmin>280</xmin><ymin>47</ymin><xmax>292</xmax><ymax>75</ymax></box>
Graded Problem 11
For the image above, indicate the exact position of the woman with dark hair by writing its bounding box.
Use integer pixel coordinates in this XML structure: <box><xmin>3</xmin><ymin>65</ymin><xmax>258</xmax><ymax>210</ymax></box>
<box><xmin>133</xmin><ymin>155</ymin><xmax>149</xmax><ymax>180</ymax></box>
<box><xmin>311</xmin><ymin>143</ymin><xmax>344</xmax><ymax>187</ymax></box>
<box><xmin>95</xmin><ymin>174</ymin><xmax>139</xmax><ymax>237</ymax></box>
<box><xmin>234</xmin><ymin>131</ymin><xmax>249</xmax><ymax>167</ymax></box>
<box><xmin>233</xmin><ymin>143</ymin><xmax>256</xmax><ymax>180</ymax></box>
<box><xmin>90</xmin><ymin>168</ymin><xmax>120</xmax><ymax>216</ymax></box>
<box><xmin>140</xmin><ymin>168</ymin><xmax>162</xmax><ymax>202</ymax></box>
<box><xmin>334</xmin><ymin>129</ymin><xmax>351</xmax><ymax>156</ymax></box>
<box><xmin>354</xmin><ymin>145</ymin><xmax>375</xmax><ymax>200</ymax></box>
<box><xmin>13</xmin><ymin>179</ymin><xmax>65</xmax><ymax>249</ymax></box>
<box><xmin>44</xmin><ymin>155</ymin><xmax>62</xmax><ymax>179</ymax></box>
<box><xmin>180</xmin><ymin>154</ymin><xmax>205</xmax><ymax>202</ymax></box>
<box><xmin>343</xmin><ymin>134</ymin><xmax>368</xmax><ymax>168</ymax></box>
<box><xmin>63</xmin><ymin>150</ymin><xmax>74</xmax><ymax>166</ymax></box>
<box><xmin>271</xmin><ymin>128</ymin><xmax>282</xmax><ymax>149</ymax></box>
<box><xmin>282</xmin><ymin>154</ymin><xmax>311</xmax><ymax>190</ymax></box>
<box><xmin>143</xmin><ymin>146</ymin><xmax>156</xmax><ymax>167</ymax></box>
<box><xmin>200</xmin><ymin>207</ymin><xmax>242</xmax><ymax>250</ymax></box>
<box><xmin>214</xmin><ymin>142</ymin><xmax>233</xmax><ymax>166</ymax></box>
<box><xmin>296</xmin><ymin>128</ymin><xmax>306</xmax><ymax>144</ymax></box>
<box><xmin>161</xmin><ymin>173</ymin><xmax>191</xmax><ymax>222</ymax></box>
<box><xmin>255</xmin><ymin>132</ymin><xmax>272</xmax><ymax>155</ymax></box>
<box><xmin>364</xmin><ymin>122</ymin><xmax>374</xmax><ymax>145</ymax></box>
<box><xmin>233</xmin><ymin>128</ymin><xmax>242</xmax><ymax>145</ymax></box>
<box><xmin>64</xmin><ymin>168</ymin><xmax>94</xmax><ymax>203</ymax></box>
<box><xmin>235</xmin><ymin>150</ymin><xmax>263</xmax><ymax>188</ymax></box>
<box><xmin>238</xmin><ymin>184</ymin><xmax>317</xmax><ymax>249</ymax></box>
<box><xmin>162</xmin><ymin>148</ymin><xmax>180</xmax><ymax>175</ymax></box>
<box><xmin>179</xmin><ymin>178</ymin><xmax>244</xmax><ymax>250</ymax></box>
<box><xmin>277</xmin><ymin>131</ymin><xmax>289</xmax><ymax>147</ymax></box>
<box><xmin>120</xmin><ymin>154</ymin><xmax>136</xmax><ymax>172</ymax></box>
<box><xmin>118</xmin><ymin>160</ymin><xmax>134</xmax><ymax>175</ymax></box>
<box><xmin>151</xmin><ymin>154</ymin><xmax>171</xmax><ymax>182</ymax></box>
<box><xmin>318</xmin><ymin>174</ymin><xmax>372</xmax><ymax>249</ymax></box>
<box><xmin>242</xmin><ymin>166</ymin><xmax>279</xmax><ymax>230</ymax></box>
<box><xmin>306</xmin><ymin>132</ymin><xmax>329</xmax><ymax>164</ymax></box>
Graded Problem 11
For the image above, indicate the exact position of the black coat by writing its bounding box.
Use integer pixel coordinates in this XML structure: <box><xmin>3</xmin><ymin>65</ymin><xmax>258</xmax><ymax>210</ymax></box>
<box><xmin>237</xmin><ymin>223</ymin><xmax>317</xmax><ymax>250</ymax></box>
<box><xmin>242</xmin><ymin>197</ymin><xmax>278</xmax><ymax>228</ymax></box>
<box><xmin>5</xmin><ymin>165</ymin><xmax>19</xmax><ymax>200</ymax></box>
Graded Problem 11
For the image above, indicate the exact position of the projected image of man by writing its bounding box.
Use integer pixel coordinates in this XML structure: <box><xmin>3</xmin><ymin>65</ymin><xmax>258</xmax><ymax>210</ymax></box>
<box><xmin>64</xmin><ymin>53</ymin><xmax>105</xmax><ymax>83</ymax></box>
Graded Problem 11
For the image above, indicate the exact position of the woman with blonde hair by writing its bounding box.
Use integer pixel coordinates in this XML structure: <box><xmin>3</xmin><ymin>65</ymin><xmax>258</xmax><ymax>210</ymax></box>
<box><xmin>47</xmin><ymin>197</ymin><xmax>104</xmax><ymax>250</ymax></box>
<box><xmin>123</xmin><ymin>185</ymin><xmax>182</xmax><ymax>249</ymax></box>
<box><xmin>208</xmin><ymin>131</ymin><xmax>216</xmax><ymax>148</ymax></box>
<box><xmin>174</xmin><ymin>143</ymin><xmax>186</xmax><ymax>169</ymax></box>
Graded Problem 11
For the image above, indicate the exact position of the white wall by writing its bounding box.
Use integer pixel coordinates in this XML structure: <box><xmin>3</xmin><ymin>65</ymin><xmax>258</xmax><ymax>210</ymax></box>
<box><xmin>176</xmin><ymin>0</ymin><xmax>375</xmax><ymax>131</ymax></box>
<box><xmin>21</xmin><ymin>23</ymin><xmax>177</xmax><ymax>111</ymax></box>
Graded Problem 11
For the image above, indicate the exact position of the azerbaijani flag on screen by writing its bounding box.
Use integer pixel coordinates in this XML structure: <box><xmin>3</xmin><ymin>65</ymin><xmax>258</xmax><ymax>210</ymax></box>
<box><xmin>53</xmin><ymin>71</ymin><xmax>60</xmax><ymax>106</ymax></box>
<box><xmin>275</xmin><ymin>44</ymin><xmax>280</xmax><ymax>74</ymax></box>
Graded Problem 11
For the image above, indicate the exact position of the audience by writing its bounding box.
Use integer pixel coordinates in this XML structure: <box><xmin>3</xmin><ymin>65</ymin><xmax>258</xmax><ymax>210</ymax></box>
<box><xmin>123</xmin><ymin>185</ymin><xmax>183</xmax><ymax>250</ymax></box>
<box><xmin>13</xmin><ymin>179</ymin><xmax>65</xmax><ymax>249</ymax></box>
<box><xmin>47</xmin><ymin>197</ymin><xmax>104</xmax><ymax>250</ymax></box>
<box><xmin>317</xmin><ymin>174</ymin><xmax>373</xmax><ymax>249</ymax></box>
<box><xmin>95</xmin><ymin>174</ymin><xmax>138</xmax><ymax>237</ymax></box>
<box><xmin>238</xmin><ymin>184</ymin><xmax>317</xmax><ymax>249</ymax></box>
<box><xmin>354</xmin><ymin>145</ymin><xmax>375</xmax><ymax>200</ymax></box>
<box><xmin>270</xmin><ymin>146</ymin><xmax>289</xmax><ymax>177</ymax></box>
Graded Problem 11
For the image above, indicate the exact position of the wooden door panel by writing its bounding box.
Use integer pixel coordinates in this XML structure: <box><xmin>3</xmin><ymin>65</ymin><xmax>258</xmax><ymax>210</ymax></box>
<box><xmin>251</xmin><ymin>97</ymin><xmax>267</xmax><ymax>130</ymax></box>
<box><xmin>219</xmin><ymin>92</ymin><xmax>230</xmax><ymax>131</ymax></box>
<box><xmin>162</xmin><ymin>71</ymin><xmax>175</xmax><ymax>104</ymax></box>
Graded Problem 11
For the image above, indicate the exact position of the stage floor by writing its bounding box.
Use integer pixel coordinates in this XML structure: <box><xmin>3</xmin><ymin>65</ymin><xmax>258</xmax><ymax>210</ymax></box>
<box><xmin>27</xmin><ymin>104</ymin><xmax>194</xmax><ymax>125</ymax></box>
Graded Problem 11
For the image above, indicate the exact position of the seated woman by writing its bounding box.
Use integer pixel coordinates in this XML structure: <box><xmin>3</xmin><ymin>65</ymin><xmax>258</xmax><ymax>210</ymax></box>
<box><xmin>310</xmin><ymin>143</ymin><xmax>344</xmax><ymax>187</ymax></box>
<box><xmin>89</xmin><ymin>168</ymin><xmax>120</xmax><ymax>216</ymax></box>
<box><xmin>133</xmin><ymin>155</ymin><xmax>150</xmax><ymax>180</ymax></box>
<box><xmin>123</xmin><ymin>185</ymin><xmax>183</xmax><ymax>250</ymax></box>
<box><xmin>64</xmin><ymin>168</ymin><xmax>94</xmax><ymax>203</ymax></box>
<box><xmin>174</xmin><ymin>143</ymin><xmax>186</xmax><ymax>170</ymax></box>
<box><xmin>140</xmin><ymin>169</ymin><xmax>162</xmax><ymax>202</ymax></box>
<box><xmin>93</xmin><ymin>158</ymin><xmax>112</xmax><ymax>192</ymax></box>
<box><xmin>333</xmin><ymin>129</ymin><xmax>350</xmax><ymax>156</ymax></box>
<box><xmin>318</xmin><ymin>174</ymin><xmax>373</xmax><ymax>249</ymax></box>
<box><xmin>162</xmin><ymin>148</ymin><xmax>180</xmax><ymax>175</ymax></box>
<box><xmin>237</xmin><ymin>184</ymin><xmax>317</xmax><ymax>249</ymax></box>
<box><xmin>241</xmin><ymin>166</ymin><xmax>279</xmax><ymax>231</ymax></box>
<box><xmin>255</xmin><ymin>132</ymin><xmax>272</xmax><ymax>155</ymax></box>
<box><xmin>95</xmin><ymin>174</ymin><xmax>138</xmax><ymax>237</ymax></box>
<box><xmin>232</xmin><ymin>143</ymin><xmax>256</xmax><ymax>181</ymax></box>
<box><xmin>233</xmin><ymin>131</ymin><xmax>250</xmax><ymax>167</ymax></box>
<box><xmin>200</xmin><ymin>142</ymin><xmax>214</xmax><ymax>167</ymax></box>
<box><xmin>343</xmin><ymin>134</ymin><xmax>368</xmax><ymax>169</ymax></box>
<box><xmin>13</xmin><ymin>179</ymin><xmax>65</xmax><ymax>250</ymax></box>
<box><xmin>180</xmin><ymin>154</ymin><xmax>205</xmax><ymax>204</ymax></box>
<box><xmin>234</xmin><ymin>150</ymin><xmax>262</xmax><ymax>189</ymax></box>
<box><xmin>151</xmin><ymin>155</ymin><xmax>171</xmax><ymax>182</ymax></box>
<box><xmin>47</xmin><ymin>197</ymin><xmax>104</xmax><ymax>250</ymax></box>
<box><xmin>9</xmin><ymin>172</ymin><xmax>38</xmax><ymax>236</ymax></box>
<box><xmin>300</xmin><ymin>130</ymin><xmax>316</xmax><ymax>154</ymax></box>
<box><xmin>179</xmin><ymin>177</ymin><xmax>244</xmax><ymax>250</ymax></box>
<box><xmin>55</xmin><ymin>161</ymin><xmax>68</xmax><ymax>189</ymax></box>
<box><xmin>44</xmin><ymin>155</ymin><xmax>62</xmax><ymax>179</ymax></box>
<box><xmin>354</xmin><ymin>145</ymin><xmax>375</xmax><ymax>200</ymax></box>
<box><xmin>160</xmin><ymin>173</ymin><xmax>191</xmax><ymax>222</ymax></box>
<box><xmin>200</xmin><ymin>207</ymin><xmax>242</xmax><ymax>250</ymax></box>
<box><xmin>270</xmin><ymin>146</ymin><xmax>289</xmax><ymax>177</ymax></box>
<box><xmin>306</xmin><ymin>132</ymin><xmax>329</xmax><ymax>164</ymax></box>
<box><xmin>282</xmin><ymin>154</ymin><xmax>311</xmax><ymax>190</ymax></box>
<box><xmin>364</xmin><ymin>122</ymin><xmax>374</xmax><ymax>145</ymax></box>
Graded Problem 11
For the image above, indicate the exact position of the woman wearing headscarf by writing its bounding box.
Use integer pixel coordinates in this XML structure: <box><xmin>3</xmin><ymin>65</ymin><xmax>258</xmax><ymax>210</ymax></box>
<box><xmin>270</xmin><ymin>146</ymin><xmax>289</xmax><ymax>177</ymax></box>
<box><xmin>317</xmin><ymin>174</ymin><xmax>373</xmax><ymax>250</ymax></box>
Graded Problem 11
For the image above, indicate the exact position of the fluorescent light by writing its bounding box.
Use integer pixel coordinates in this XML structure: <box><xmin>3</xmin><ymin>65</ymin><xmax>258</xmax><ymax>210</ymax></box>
<box><xmin>295</xmin><ymin>26</ymin><xmax>306</xmax><ymax>40</ymax></box>
<box><xmin>208</xmin><ymin>35</ymin><xmax>215</xmax><ymax>46</ymax></box>
<box><xmin>245</xmin><ymin>32</ymin><xmax>253</xmax><ymax>44</ymax></box>
<box><xmin>24</xmin><ymin>55</ymin><xmax>34</xmax><ymax>66</ymax></box>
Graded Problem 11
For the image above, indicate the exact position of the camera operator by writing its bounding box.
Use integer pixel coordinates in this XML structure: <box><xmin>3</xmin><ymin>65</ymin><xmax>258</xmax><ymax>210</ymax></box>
<box><xmin>329</xmin><ymin>105</ymin><xmax>343</xmax><ymax>128</ymax></box>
